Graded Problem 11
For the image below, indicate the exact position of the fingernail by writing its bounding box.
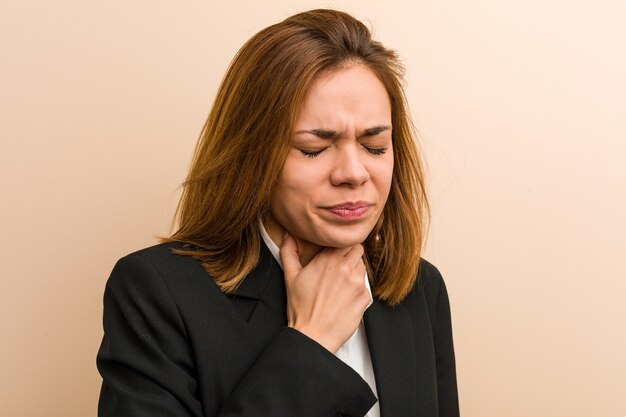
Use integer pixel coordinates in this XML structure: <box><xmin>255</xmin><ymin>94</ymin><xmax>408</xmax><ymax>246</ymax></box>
<box><xmin>283</xmin><ymin>230</ymin><xmax>289</xmax><ymax>240</ymax></box>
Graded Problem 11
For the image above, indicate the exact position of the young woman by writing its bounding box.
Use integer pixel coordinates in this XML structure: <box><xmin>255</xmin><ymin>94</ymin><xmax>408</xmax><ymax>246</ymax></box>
<box><xmin>97</xmin><ymin>9</ymin><xmax>459</xmax><ymax>417</ymax></box>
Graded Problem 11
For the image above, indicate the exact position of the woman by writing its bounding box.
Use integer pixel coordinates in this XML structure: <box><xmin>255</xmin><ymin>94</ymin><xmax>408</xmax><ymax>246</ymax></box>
<box><xmin>97</xmin><ymin>9</ymin><xmax>459</xmax><ymax>417</ymax></box>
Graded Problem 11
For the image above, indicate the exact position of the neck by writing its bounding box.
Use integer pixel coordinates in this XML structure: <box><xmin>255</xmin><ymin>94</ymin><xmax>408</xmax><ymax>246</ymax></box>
<box><xmin>263</xmin><ymin>214</ymin><xmax>321</xmax><ymax>267</ymax></box>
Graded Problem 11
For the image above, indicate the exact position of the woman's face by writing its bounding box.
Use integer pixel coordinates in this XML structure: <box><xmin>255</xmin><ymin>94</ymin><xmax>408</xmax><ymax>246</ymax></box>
<box><xmin>268</xmin><ymin>64</ymin><xmax>394</xmax><ymax>251</ymax></box>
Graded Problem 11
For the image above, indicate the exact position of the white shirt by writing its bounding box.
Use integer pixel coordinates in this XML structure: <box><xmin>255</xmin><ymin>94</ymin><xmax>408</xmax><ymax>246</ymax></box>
<box><xmin>259</xmin><ymin>221</ymin><xmax>380</xmax><ymax>417</ymax></box>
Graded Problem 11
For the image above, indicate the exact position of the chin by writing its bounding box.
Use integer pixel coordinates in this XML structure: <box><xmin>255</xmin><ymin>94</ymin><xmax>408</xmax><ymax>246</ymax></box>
<box><xmin>312</xmin><ymin>224</ymin><xmax>374</xmax><ymax>248</ymax></box>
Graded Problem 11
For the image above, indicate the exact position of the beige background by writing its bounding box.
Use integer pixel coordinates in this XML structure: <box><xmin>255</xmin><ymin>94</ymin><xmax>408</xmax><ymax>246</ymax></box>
<box><xmin>1</xmin><ymin>1</ymin><xmax>624</xmax><ymax>416</ymax></box>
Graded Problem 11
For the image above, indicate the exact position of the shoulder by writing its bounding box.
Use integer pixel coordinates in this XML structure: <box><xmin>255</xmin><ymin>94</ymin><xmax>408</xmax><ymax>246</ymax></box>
<box><xmin>114</xmin><ymin>241</ymin><xmax>198</xmax><ymax>272</ymax></box>
<box><xmin>416</xmin><ymin>258</ymin><xmax>446</xmax><ymax>296</ymax></box>
<box><xmin>105</xmin><ymin>241</ymin><xmax>214</xmax><ymax>301</ymax></box>
<box><xmin>400</xmin><ymin>258</ymin><xmax>451</xmax><ymax>319</ymax></box>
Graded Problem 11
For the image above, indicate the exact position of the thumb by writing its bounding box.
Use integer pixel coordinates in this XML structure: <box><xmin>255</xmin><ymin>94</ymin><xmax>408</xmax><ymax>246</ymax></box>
<box><xmin>279</xmin><ymin>230</ymin><xmax>302</xmax><ymax>280</ymax></box>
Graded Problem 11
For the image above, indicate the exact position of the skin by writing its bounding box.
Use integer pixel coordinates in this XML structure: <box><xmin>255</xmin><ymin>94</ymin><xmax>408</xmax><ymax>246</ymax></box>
<box><xmin>264</xmin><ymin>64</ymin><xmax>394</xmax><ymax>353</ymax></box>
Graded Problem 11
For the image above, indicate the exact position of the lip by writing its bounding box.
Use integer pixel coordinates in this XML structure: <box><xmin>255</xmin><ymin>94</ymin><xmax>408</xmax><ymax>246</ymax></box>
<box><xmin>324</xmin><ymin>201</ymin><xmax>372</xmax><ymax>220</ymax></box>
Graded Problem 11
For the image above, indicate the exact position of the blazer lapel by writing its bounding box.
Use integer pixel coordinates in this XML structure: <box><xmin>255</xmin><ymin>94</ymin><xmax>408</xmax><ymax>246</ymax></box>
<box><xmin>229</xmin><ymin>241</ymin><xmax>287</xmax><ymax>349</ymax></box>
<box><xmin>364</xmin><ymin>299</ymin><xmax>418</xmax><ymax>417</ymax></box>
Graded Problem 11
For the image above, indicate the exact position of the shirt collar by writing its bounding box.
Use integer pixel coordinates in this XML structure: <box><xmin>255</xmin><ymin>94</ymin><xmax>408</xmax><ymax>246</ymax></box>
<box><xmin>259</xmin><ymin>217</ymin><xmax>283</xmax><ymax>269</ymax></box>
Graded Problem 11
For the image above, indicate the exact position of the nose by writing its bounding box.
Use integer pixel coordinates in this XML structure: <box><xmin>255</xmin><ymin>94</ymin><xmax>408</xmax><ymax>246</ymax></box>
<box><xmin>329</xmin><ymin>145</ymin><xmax>369</xmax><ymax>187</ymax></box>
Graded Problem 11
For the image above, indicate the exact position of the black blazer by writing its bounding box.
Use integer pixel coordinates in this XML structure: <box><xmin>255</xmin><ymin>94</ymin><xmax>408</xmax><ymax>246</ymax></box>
<box><xmin>97</xmin><ymin>241</ymin><xmax>459</xmax><ymax>417</ymax></box>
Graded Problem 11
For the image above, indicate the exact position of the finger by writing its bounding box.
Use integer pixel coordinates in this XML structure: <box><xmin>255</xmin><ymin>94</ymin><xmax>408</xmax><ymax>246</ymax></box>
<box><xmin>356</xmin><ymin>260</ymin><xmax>366</xmax><ymax>277</ymax></box>
<box><xmin>343</xmin><ymin>244</ymin><xmax>365</xmax><ymax>265</ymax></box>
<box><xmin>279</xmin><ymin>230</ymin><xmax>303</xmax><ymax>279</ymax></box>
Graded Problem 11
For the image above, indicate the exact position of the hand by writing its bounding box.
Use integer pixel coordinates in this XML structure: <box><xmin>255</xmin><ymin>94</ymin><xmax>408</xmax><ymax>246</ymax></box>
<box><xmin>280</xmin><ymin>231</ymin><xmax>371</xmax><ymax>354</ymax></box>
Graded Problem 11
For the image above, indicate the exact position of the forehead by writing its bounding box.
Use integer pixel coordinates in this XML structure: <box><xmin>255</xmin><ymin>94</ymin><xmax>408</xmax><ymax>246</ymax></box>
<box><xmin>297</xmin><ymin>65</ymin><xmax>392</xmax><ymax>127</ymax></box>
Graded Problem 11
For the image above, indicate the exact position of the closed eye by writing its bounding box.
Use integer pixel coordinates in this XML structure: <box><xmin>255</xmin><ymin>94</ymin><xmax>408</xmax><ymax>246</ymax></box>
<box><xmin>363</xmin><ymin>145</ymin><xmax>388</xmax><ymax>155</ymax></box>
<box><xmin>298</xmin><ymin>147</ymin><xmax>328</xmax><ymax>158</ymax></box>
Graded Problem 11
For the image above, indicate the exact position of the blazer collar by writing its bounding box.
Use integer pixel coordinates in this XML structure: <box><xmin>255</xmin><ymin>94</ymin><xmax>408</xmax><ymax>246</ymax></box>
<box><xmin>230</xmin><ymin>241</ymin><xmax>288</xmax><ymax>348</ymax></box>
<box><xmin>232</xmin><ymin>240</ymin><xmax>281</xmax><ymax>301</ymax></box>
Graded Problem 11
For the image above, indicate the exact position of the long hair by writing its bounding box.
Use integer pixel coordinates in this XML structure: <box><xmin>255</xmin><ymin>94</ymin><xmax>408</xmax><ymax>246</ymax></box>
<box><xmin>165</xmin><ymin>9</ymin><xmax>429</xmax><ymax>305</ymax></box>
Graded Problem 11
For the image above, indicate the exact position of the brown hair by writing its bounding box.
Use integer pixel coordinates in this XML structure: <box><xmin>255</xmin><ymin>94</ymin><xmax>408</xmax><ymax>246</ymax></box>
<box><xmin>165</xmin><ymin>9</ymin><xmax>429</xmax><ymax>305</ymax></box>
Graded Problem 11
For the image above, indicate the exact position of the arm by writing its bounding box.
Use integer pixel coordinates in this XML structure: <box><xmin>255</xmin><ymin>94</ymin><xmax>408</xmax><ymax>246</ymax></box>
<box><xmin>97</xmin><ymin>254</ymin><xmax>376</xmax><ymax>417</ymax></box>
<box><xmin>218</xmin><ymin>327</ymin><xmax>376</xmax><ymax>416</ymax></box>
<box><xmin>97</xmin><ymin>255</ymin><xmax>203</xmax><ymax>417</ymax></box>
<box><xmin>425</xmin><ymin>263</ymin><xmax>460</xmax><ymax>417</ymax></box>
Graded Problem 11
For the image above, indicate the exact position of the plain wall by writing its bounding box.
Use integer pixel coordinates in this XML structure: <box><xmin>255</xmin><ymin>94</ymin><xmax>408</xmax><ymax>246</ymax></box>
<box><xmin>1</xmin><ymin>1</ymin><xmax>624</xmax><ymax>416</ymax></box>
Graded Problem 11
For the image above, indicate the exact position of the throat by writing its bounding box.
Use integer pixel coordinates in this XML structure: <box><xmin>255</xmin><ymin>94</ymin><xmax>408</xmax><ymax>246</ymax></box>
<box><xmin>261</xmin><ymin>215</ymin><xmax>322</xmax><ymax>267</ymax></box>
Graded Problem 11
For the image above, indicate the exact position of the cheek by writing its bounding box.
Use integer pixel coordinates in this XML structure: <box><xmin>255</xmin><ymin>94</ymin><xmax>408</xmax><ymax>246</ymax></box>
<box><xmin>271</xmin><ymin>159</ymin><xmax>318</xmax><ymax>217</ymax></box>
<box><xmin>276</xmin><ymin>158</ymin><xmax>324</xmax><ymax>200</ymax></box>
<box><xmin>374</xmin><ymin>157</ymin><xmax>394</xmax><ymax>200</ymax></box>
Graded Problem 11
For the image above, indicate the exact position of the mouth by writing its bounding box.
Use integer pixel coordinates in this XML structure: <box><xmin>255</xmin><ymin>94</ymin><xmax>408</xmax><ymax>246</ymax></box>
<box><xmin>324</xmin><ymin>201</ymin><xmax>372</xmax><ymax>220</ymax></box>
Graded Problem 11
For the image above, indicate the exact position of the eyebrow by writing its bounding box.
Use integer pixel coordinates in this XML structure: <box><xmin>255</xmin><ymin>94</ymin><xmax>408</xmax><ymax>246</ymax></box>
<box><xmin>295</xmin><ymin>125</ymin><xmax>391</xmax><ymax>139</ymax></box>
